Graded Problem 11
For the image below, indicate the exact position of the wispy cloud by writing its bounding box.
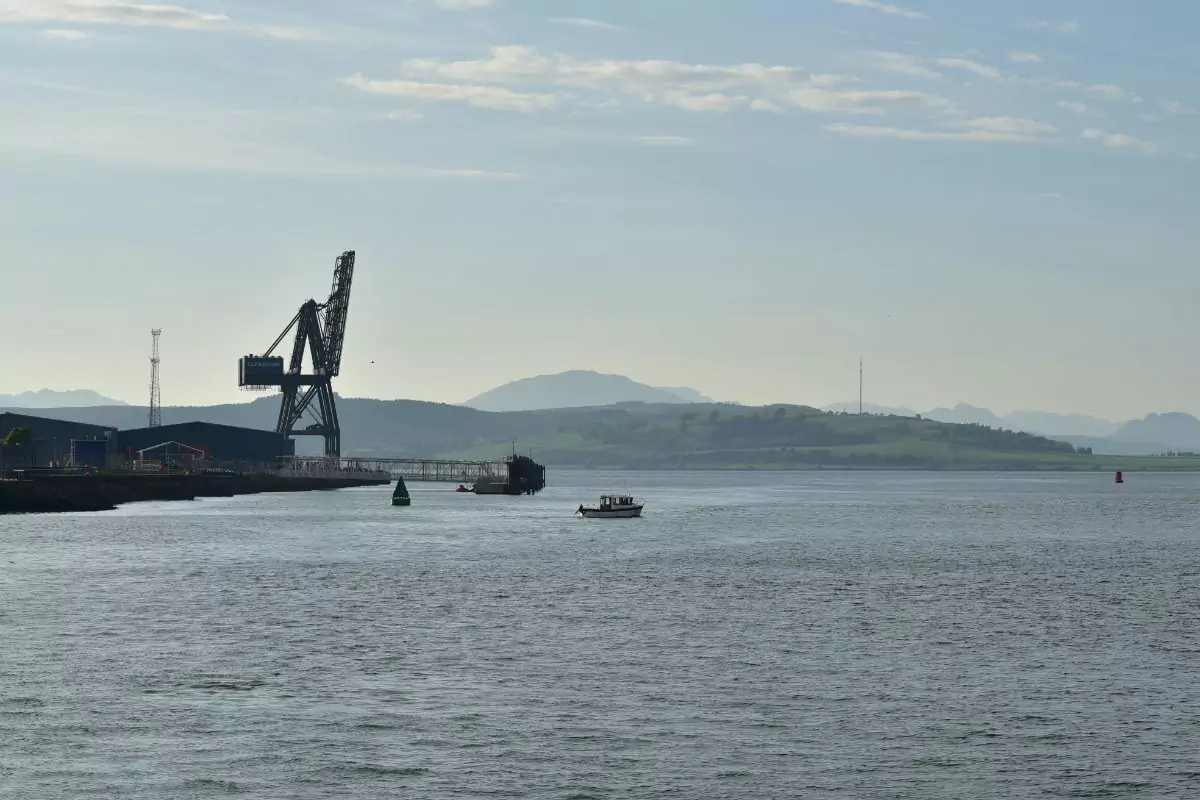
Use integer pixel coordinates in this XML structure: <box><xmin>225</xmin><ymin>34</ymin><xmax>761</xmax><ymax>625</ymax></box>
<box><xmin>1057</xmin><ymin>100</ymin><xmax>1093</xmax><ymax>116</ymax></box>
<box><xmin>41</xmin><ymin>27</ymin><xmax>91</xmax><ymax>39</ymax></box>
<box><xmin>343</xmin><ymin>74</ymin><xmax>557</xmax><ymax>113</ymax></box>
<box><xmin>960</xmin><ymin>117</ymin><xmax>1056</xmax><ymax>136</ymax></box>
<box><xmin>863</xmin><ymin>51</ymin><xmax>943</xmax><ymax>80</ymax></box>
<box><xmin>365</xmin><ymin>46</ymin><xmax>957</xmax><ymax>117</ymax></box>
<box><xmin>1081</xmin><ymin>129</ymin><xmax>1158</xmax><ymax>155</ymax></box>
<box><xmin>1163</xmin><ymin>100</ymin><xmax>1200</xmax><ymax>117</ymax></box>
<box><xmin>1025</xmin><ymin>20</ymin><xmax>1080</xmax><ymax>34</ymax></box>
<box><xmin>435</xmin><ymin>0</ymin><xmax>493</xmax><ymax>9</ymax></box>
<box><xmin>1087</xmin><ymin>84</ymin><xmax>1129</xmax><ymax>101</ymax></box>
<box><xmin>936</xmin><ymin>57</ymin><xmax>1001</xmax><ymax>80</ymax></box>
<box><xmin>833</xmin><ymin>0</ymin><xmax>925</xmax><ymax>20</ymax></box>
<box><xmin>634</xmin><ymin>136</ymin><xmax>694</xmax><ymax>147</ymax></box>
<box><xmin>1007</xmin><ymin>52</ymin><xmax>1042</xmax><ymax>64</ymax></box>
<box><xmin>0</xmin><ymin>0</ymin><xmax>319</xmax><ymax>40</ymax></box>
<box><xmin>866</xmin><ymin>53</ymin><xmax>1002</xmax><ymax>82</ymax></box>
<box><xmin>826</xmin><ymin>116</ymin><xmax>1056</xmax><ymax>145</ymax></box>
<box><xmin>550</xmin><ymin>17</ymin><xmax>620</xmax><ymax>31</ymax></box>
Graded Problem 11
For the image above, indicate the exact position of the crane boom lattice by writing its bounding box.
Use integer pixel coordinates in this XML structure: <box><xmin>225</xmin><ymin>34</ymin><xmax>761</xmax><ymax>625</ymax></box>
<box><xmin>237</xmin><ymin>250</ymin><xmax>357</xmax><ymax>458</ymax></box>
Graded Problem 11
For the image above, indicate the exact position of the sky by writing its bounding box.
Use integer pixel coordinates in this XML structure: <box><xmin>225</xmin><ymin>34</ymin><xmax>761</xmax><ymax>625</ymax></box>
<box><xmin>1</xmin><ymin>0</ymin><xmax>1198</xmax><ymax>419</ymax></box>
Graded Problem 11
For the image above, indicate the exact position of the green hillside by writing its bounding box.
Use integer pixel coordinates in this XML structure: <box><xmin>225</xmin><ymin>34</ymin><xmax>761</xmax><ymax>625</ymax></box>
<box><xmin>435</xmin><ymin>404</ymin><xmax>1200</xmax><ymax>471</ymax></box>
<box><xmin>11</xmin><ymin>399</ymin><xmax>1200</xmax><ymax>471</ymax></box>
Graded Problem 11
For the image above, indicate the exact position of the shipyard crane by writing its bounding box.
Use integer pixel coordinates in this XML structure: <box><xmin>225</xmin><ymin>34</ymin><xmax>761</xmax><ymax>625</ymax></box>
<box><xmin>238</xmin><ymin>250</ymin><xmax>356</xmax><ymax>458</ymax></box>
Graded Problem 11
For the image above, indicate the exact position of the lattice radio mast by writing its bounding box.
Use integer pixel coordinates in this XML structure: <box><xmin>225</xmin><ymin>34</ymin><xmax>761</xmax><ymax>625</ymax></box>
<box><xmin>149</xmin><ymin>328</ymin><xmax>162</xmax><ymax>428</ymax></box>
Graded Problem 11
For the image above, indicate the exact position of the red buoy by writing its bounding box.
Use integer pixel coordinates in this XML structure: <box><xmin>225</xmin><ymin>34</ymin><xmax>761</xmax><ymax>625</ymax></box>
<box><xmin>1115</xmin><ymin>471</ymin><xmax>1124</xmax><ymax>484</ymax></box>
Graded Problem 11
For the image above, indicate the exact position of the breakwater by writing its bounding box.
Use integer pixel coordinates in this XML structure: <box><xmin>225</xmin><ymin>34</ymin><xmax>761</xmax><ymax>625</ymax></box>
<box><xmin>0</xmin><ymin>473</ymin><xmax>389</xmax><ymax>514</ymax></box>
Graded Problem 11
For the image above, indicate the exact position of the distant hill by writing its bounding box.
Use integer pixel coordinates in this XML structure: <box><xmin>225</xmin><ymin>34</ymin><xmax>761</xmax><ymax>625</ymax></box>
<box><xmin>0</xmin><ymin>389</ymin><xmax>128</xmax><ymax>408</ymax></box>
<box><xmin>1003</xmin><ymin>410</ymin><xmax>1121</xmax><ymax>438</ymax></box>
<box><xmin>1110</xmin><ymin>413</ymin><xmax>1200</xmax><ymax>451</ymax></box>
<box><xmin>463</xmin><ymin>370</ymin><xmax>712</xmax><ymax>412</ymax></box>
<box><xmin>11</xmin><ymin>397</ymin><xmax>1172</xmax><ymax>470</ymax></box>
<box><xmin>822</xmin><ymin>402</ymin><xmax>918</xmax><ymax>417</ymax></box>
<box><xmin>1053</xmin><ymin>435</ymin><xmax>1171</xmax><ymax>457</ymax></box>
<box><xmin>657</xmin><ymin>386</ymin><xmax>715</xmax><ymax>404</ymax></box>
<box><xmin>924</xmin><ymin>403</ymin><xmax>1006</xmax><ymax>428</ymax></box>
<box><xmin>923</xmin><ymin>404</ymin><xmax>1120</xmax><ymax>438</ymax></box>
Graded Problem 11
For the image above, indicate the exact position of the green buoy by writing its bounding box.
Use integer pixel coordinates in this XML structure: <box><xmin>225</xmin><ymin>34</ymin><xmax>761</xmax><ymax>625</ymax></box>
<box><xmin>392</xmin><ymin>477</ymin><xmax>411</xmax><ymax>507</ymax></box>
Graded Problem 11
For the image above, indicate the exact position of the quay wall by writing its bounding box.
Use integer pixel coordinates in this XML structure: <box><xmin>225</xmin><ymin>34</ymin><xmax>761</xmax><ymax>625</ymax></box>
<box><xmin>0</xmin><ymin>473</ymin><xmax>390</xmax><ymax>515</ymax></box>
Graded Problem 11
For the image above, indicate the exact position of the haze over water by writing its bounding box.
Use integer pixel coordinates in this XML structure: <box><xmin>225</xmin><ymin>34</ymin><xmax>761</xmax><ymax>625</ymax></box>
<box><xmin>4</xmin><ymin>472</ymin><xmax>1199</xmax><ymax>798</ymax></box>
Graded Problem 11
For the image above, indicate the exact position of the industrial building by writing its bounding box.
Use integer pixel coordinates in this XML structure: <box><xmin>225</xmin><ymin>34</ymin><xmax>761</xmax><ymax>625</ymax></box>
<box><xmin>118</xmin><ymin>422</ymin><xmax>294</xmax><ymax>467</ymax></box>
<box><xmin>0</xmin><ymin>412</ymin><xmax>117</xmax><ymax>469</ymax></box>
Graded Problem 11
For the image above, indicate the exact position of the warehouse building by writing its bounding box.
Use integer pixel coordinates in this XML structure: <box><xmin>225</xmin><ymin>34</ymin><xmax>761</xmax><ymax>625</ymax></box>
<box><xmin>0</xmin><ymin>412</ymin><xmax>117</xmax><ymax>469</ymax></box>
<box><xmin>118</xmin><ymin>422</ymin><xmax>294</xmax><ymax>467</ymax></box>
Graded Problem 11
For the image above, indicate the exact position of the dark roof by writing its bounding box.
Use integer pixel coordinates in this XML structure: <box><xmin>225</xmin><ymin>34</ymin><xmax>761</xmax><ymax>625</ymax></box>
<box><xmin>119</xmin><ymin>421</ymin><xmax>282</xmax><ymax>437</ymax></box>
<box><xmin>0</xmin><ymin>412</ymin><xmax>116</xmax><ymax>434</ymax></box>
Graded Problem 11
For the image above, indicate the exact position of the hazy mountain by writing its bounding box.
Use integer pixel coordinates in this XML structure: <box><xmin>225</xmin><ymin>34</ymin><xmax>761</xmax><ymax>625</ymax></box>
<box><xmin>1110</xmin><ymin>413</ymin><xmax>1200</xmax><ymax>451</ymax></box>
<box><xmin>463</xmin><ymin>370</ymin><xmax>710</xmax><ymax>412</ymax></box>
<box><xmin>0</xmin><ymin>389</ymin><xmax>128</xmax><ymax>408</ymax></box>
<box><xmin>822</xmin><ymin>402</ymin><xmax>918</xmax><ymax>417</ymax></box>
<box><xmin>924</xmin><ymin>403</ymin><xmax>1005</xmax><ymax>428</ymax></box>
<box><xmin>658</xmin><ymin>386</ymin><xmax>715</xmax><ymax>404</ymax></box>
<box><xmin>1052</xmin><ymin>435</ymin><xmax>1170</xmax><ymax>457</ymax></box>
<box><xmin>922</xmin><ymin>404</ymin><xmax>1120</xmax><ymax>437</ymax></box>
<box><xmin>1004</xmin><ymin>411</ymin><xmax>1121</xmax><ymax>438</ymax></box>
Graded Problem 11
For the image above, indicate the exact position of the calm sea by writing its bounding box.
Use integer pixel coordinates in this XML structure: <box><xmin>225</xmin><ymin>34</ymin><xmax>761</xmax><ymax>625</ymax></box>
<box><xmin>3</xmin><ymin>471</ymin><xmax>1199</xmax><ymax>798</ymax></box>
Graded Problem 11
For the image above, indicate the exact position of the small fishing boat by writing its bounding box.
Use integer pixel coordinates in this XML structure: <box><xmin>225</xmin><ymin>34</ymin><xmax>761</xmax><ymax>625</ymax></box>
<box><xmin>577</xmin><ymin>495</ymin><xmax>644</xmax><ymax>519</ymax></box>
<box><xmin>392</xmin><ymin>477</ymin><xmax>411</xmax><ymax>507</ymax></box>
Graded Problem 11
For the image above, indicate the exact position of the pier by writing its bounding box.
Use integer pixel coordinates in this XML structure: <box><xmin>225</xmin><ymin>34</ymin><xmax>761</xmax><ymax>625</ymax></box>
<box><xmin>279</xmin><ymin>457</ymin><xmax>508</xmax><ymax>484</ymax></box>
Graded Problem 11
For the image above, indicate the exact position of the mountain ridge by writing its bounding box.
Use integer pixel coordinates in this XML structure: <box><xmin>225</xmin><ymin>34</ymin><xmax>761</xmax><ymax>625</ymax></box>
<box><xmin>0</xmin><ymin>389</ymin><xmax>128</xmax><ymax>408</ymax></box>
<box><xmin>463</xmin><ymin>370</ymin><xmax>713</xmax><ymax>412</ymax></box>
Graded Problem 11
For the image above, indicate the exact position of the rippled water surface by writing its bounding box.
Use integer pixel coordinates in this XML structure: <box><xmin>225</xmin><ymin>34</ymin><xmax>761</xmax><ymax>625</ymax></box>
<box><xmin>3</xmin><ymin>471</ymin><xmax>1200</xmax><ymax>798</ymax></box>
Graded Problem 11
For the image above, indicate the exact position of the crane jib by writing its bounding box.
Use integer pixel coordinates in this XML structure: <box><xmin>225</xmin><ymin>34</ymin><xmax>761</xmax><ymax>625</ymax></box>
<box><xmin>237</xmin><ymin>250</ymin><xmax>356</xmax><ymax>458</ymax></box>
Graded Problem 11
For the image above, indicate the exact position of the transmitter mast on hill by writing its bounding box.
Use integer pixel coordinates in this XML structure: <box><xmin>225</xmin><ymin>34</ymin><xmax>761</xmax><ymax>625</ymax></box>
<box><xmin>238</xmin><ymin>251</ymin><xmax>356</xmax><ymax>458</ymax></box>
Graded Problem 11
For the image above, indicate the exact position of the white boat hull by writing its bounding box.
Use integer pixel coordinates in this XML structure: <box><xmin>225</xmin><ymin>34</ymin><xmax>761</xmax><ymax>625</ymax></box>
<box><xmin>579</xmin><ymin>506</ymin><xmax>643</xmax><ymax>519</ymax></box>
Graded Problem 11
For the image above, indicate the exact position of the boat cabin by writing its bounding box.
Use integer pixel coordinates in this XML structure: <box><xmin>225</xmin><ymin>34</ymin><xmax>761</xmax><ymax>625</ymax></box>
<box><xmin>601</xmin><ymin>495</ymin><xmax>637</xmax><ymax>509</ymax></box>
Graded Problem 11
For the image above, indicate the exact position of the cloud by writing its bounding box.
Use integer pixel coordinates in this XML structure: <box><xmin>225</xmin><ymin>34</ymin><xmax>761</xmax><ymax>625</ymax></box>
<box><xmin>783</xmin><ymin>87</ymin><xmax>954</xmax><ymax>115</ymax></box>
<box><xmin>863</xmin><ymin>51</ymin><xmax>943</xmax><ymax>80</ymax></box>
<box><xmin>1080</xmin><ymin>129</ymin><xmax>1158</xmax><ymax>155</ymax></box>
<box><xmin>1026</xmin><ymin>20</ymin><xmax>1080</xmax><ymax>34</ymax></box>
<box><xmin>866</xmin><ymin>53</ymin><xmax>1001</xmax><ymax>82</ymax></box>
<box><xmin>343</xmin><ymin>74</ymin><xmax>556</xmax><ymax>113</ymax></box>
<box><xmin>959</xmin><ymin>117</ymin><xmax>1056</xmax><ymax>136</ymax></box>
<box><xmin>826</xmin><ymin>117</ymin><xmax>1054</xmax><ymax>144</ymax></box>
<box><xmin>1007</xmin><ymin>52</ymin><xmax>1042</xmax><ymax>64</ymax></box>
<box><xmin>41</xmin><ymin>27</ymin><xmax>91</xmax><ymax>39</ymax></box>
<box><xmin>1057</xmin><ymin>100</ymin><xmax>1092</xmax><ymax>115</ymax></box>
<box><xmin>0</xmin><ymin>0</ymin><xmax>317</xmax><ymax>39</ymax></box>
<box><xmin>384</xmin><ymin>45</ymin><xmax>956</xmax><ymax>117</ymax></box>
<box><xmin>935</xmin><ymin>57</ymin><xmax>1001</xmax><ymax>80</ymax></box>
<box><xmin>634</xmin><ymin>136</ymin><xmax>694</xmax><ymax>147</ymax></box>
<box><xmin>550</xmin><ymin>17</ymin><xmax>620</xmax><ymax>31</ymax></box>
<box><xmin>833</xmin><ymin>0</ymin><xmax>925</xmax><ymax>20</ymax></box>
<box><xmin>1087</xmin><ymin>84</ymin><xmax>1128</xmax><ymax>101</ymax></box>
<box><xmin>1163</xmin><ymin>100</ymin><xmax>1200</xmax><ymax>117</ymax></box>
<box><xmin>435</xmin><ymin>0</ymin><xmax>493</xmax><ymax>8</ymax></box>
